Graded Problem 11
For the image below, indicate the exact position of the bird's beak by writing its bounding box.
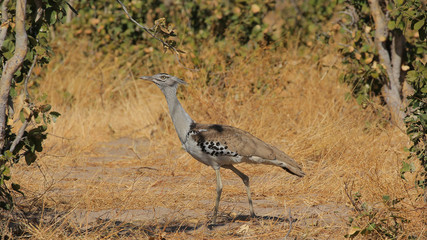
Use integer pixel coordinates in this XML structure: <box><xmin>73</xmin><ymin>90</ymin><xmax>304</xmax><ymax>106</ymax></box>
<box><xmin>139</xmin><ymin>76</ymin><xmax>153</xmax><ymax>82</ymax></box>
<box><xmin>177</xmin><ymin>78</ymin><xmax>188</xmax><ymax>85</ymax></box>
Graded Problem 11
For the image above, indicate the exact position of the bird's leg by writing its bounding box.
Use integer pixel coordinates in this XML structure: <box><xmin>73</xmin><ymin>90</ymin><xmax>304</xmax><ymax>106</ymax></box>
<box><xmin>212</xmin><ymin>168</ymin><xmax>223</xmax><ymax>224</ymax></box>
<box><xmin>224</xmin><ymin>165</ymin><xmax>256</xmax><ymax>218</ymax></box>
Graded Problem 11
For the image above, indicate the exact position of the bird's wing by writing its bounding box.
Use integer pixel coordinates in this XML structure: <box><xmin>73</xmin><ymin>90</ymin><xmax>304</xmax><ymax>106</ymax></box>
<box><xmin>190</xmin><ymin>123</ymin><xmax>276</xmax><ymax>159</ymax></box>
<box><xmin>190</xmin><ymin>123</ymin><xmax>305</xmax><ymax>177</ymax></box>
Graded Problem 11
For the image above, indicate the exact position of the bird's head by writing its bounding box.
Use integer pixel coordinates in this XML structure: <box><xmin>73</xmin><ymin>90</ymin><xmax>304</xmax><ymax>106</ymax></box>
<box><xmin>140</xmin><ymin>73</ymin><xmax>187</xmax><ymax>90</ymax></box>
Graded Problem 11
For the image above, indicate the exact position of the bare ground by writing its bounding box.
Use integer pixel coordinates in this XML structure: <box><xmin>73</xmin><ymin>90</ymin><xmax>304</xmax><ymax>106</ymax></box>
<box><xmin>10</xmin><ymin>136</ymin><xmax>351</xmax><ymax>239</ymax></box>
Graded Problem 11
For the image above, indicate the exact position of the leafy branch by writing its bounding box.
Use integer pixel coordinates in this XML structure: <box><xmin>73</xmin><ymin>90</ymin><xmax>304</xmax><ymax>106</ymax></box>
<box><xmin>0</xmin><ymin>0</ymin><xmax>66</xmax><ymax>211</ymax></box>
<box><xmin>0</xmin><ymin>0</ymin><xmax>28</xmax><ymax>150</ymax></box>
<box><xmin>9</xmin><ymin>54</ymin><xmax>37</xmax><ymax>154</ymax></box>
<box><xmin>116</xmin><ymin>0</ymin><xmax>197</xmax><ymax>72</ymax></box>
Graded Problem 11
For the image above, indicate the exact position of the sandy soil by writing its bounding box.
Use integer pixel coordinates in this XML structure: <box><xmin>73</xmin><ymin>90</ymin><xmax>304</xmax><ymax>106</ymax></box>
<box><xmin>13</xmin><ymin>136</ymin><xmax>351</xmax><ymax>239</ymax></box>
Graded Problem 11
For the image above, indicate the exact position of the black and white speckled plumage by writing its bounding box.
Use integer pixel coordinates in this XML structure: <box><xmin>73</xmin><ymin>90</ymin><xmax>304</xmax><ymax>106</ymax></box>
<box><xmin>190</xmin><ymin>131</ymin><xmax>239</xmax><ymax>157</ymax></box>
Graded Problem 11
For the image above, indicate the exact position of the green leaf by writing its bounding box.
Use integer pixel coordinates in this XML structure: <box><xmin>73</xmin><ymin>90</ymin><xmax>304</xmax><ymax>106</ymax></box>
<box><xmin>366</xmin><ymin>223</ymin><xmax>376</xmax><ymax>231</ymax></box>
<box><xmin>40</xmin><ymin>125</ymin><xmax>48</xmax><ymax>132</ymax></box>
<box><xmin>396</xmin><ymin>15</ymin><xmax>402</xmax><ymax>27</ymax></box>
<box><xmin>11</xmin><ymin>183</ymin><xmax>20</xmax><ymax>191</ymax></box>
<box><xmin>35</xmin><ymin>114</ymin><xmax>42</xmax><ymax>124</ymax></box>
<box><xmin>344</xmin><ymin>92</ymin><xmax>352</xmax><ymax>101</ymax></box>
<box><xmin>40</xmin><ymin>104</ymin><xmax>51</xmax><ymax>113</ymax></box>
<box><xmin>3</xmin><ymin>50</ymin><xmax>14</xmax><ymax>59</ymax></box>
<box><xmin>4</xmin><ymin>150</ymin><xmax>13</xmax><ymax>160</ymax></box>
<box><xmin>25</xmin><ymin>49</ymin><xmax>34</xmax><ymax>61</ymax></box>
<box><xmin>2</xmin><ymin>165</ymin><xmax>10</xmax><ymax>176</ymax></box>
<box><xmin>11</xmin><ymin>183</ymin><xmax>24</xmax><ymax>196</ymax></box>
<box><xmin>50</xmin><ymin>10</ymin><xmax>58</xmax><ymax>24</ymax></box>
<box><xmin>10</xmin><ymin>86</ymin><xmax>17</xmax><ymax>97</ymax></box>
<box><xmin>397</xmin><ymin>19</ymin><xmax>405</xmax><ymax>30</ymax></box>
<box><xmin>1</xmin><ymin>38</ymin><xmax>14</xmax><ymax>52</ymax></box>
<box><xmin>388</xmin><ymin>20</ymin><xmax>396</xmax><ymax>30</ymax></box>
<box><xmin>24</xmin><ymin>152</ymin><xmax>37</xmax><ymax>165</ymax></box>
<box><xmin>382</xmin><ymin>195</ymin><xmax>390</xmax><ymax>202</ymax></box>
<box><xmin>420</xmin><ymin>114</ymin><xmax>427</xmax><ymax>128</ymax></box>
<box><xmin>356</xmin><ymin>94</ymin><xmax>367</xmax><ymax>105</ymax></box>
<box><xmin>413</xmin><ymin>19</ymin><xmax>425</xmax><ymax>31</ymax></box>
<box><xmin>28</xmin><ymin>35</ymin><xmax>37</xmax><ymax>46</ymax></box>
<box><xmin>39</xmin><ymin>36</ymin><xmax>48</xmax><ymax>45</ymax></box>
<box><xmin>19</xmin><ymin>108</ymin><xmax>26</xmax><ymax>123</ymax></box>
<box><xmin>0</xmin><ymin>201</ymin><xmax>12</xmax><ymax>210</ymax></box>
<box><xmin>346</xmin><ymin>226</ymin><xmax>361</xmax><ymax>238</ymax></box>
<box><xmin>49</xmin><ymin>111</ymin><xmax>61</xmax><ymax>123</ymax></box>
<box><xmin>34</xmin><ymin>45</ymin><xmax>46</xmax><ymax>55</ymax></box>
<box><xmin>400</xmin><ymin>161</ymin><xmax>415</xmax><ymax>178</ymax></box>
<box><xmin>42</xmin><ymin>113</ymin><xmax>47</xmax><ymax>124</ymax></box>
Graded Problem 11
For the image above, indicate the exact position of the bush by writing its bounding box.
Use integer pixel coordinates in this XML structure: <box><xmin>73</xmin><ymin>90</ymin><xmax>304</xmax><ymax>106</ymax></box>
<box><xmin>0</xmin><ymin>0</ymin><xmax>66</xmax><ymax>211</ymax></box>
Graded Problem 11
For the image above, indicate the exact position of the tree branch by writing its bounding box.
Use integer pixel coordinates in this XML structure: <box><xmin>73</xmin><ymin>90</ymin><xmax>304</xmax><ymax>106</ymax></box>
<box><xmin>116</xmin><ymin>0</ymin><xmax>173</xmax><ymax>51</ymax></box>
<box><xmin>116</xmin><ymin>0</ymin><xmax>197</xmax><ymax>72</ymax></box>
<box><xmin>0</xmin><ymin>0</ymin><xmax>28</xmax><ymax>150</ymax></box>
<box><xmin>24</xmin><ymin>54</ymin><xmax>38</xmax><ymax>99</ymax></box>
<box><xmin>0</xmin><ymin>0</ymin><xmax>10</xmax><ymax>48</ymax></box>
<box><xmin>9</xmin><ymin>53</ymin><xmax>38</xmax><ymax>153</ymax></box>
<box><xmin>9</xmin><ymin>114</ymin><xmax>31</xmax><ymax>153</ymax></box>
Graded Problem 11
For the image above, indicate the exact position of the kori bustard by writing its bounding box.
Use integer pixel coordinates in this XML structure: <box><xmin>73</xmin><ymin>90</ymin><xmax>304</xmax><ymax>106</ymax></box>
<box><xmin>141</xmin><ymin>73</ymin><xmax>304</xmax><ymax>224</ymax></box>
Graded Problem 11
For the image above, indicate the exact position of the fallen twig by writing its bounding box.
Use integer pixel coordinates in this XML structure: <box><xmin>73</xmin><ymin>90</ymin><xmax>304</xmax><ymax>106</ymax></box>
<box><xmin>344</xmin><ymin>181</ymin><xmax>361</xmax><ymax>212</ymax></box>
<box><xmin>24</xmin><ymin>54</ymin><xmax>37</xmax><ymax>99</ymax></box>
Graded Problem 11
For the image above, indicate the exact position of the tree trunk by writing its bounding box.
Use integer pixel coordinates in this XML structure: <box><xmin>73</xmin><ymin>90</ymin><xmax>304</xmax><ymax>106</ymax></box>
<box><xmin>368</xmin><ymin>0</ymin><xmax>405</xmax><ymax>128</ymax></box>
<box><xmin>0</xmin><ymin>0</ymin><xmax>27</xmax><ymax>150</ymax></box>
<box><xmin>0</xmin><ymin>0</ymin><xmax>11</xmax><ymax>47</ymax></box>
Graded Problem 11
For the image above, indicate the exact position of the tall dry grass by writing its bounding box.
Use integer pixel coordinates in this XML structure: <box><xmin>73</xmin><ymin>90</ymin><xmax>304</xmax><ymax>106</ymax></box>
<box><xmin>9</xmin><ymin>36</ymin><xmax>425</xmax><ymax>239</ymax></box>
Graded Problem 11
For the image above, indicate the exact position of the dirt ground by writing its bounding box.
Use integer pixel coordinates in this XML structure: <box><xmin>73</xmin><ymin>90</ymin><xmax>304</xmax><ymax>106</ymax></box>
<box><xmin>13</xmin><ymin>136</ymin><xmax>352</xmax><ymax>239</ymax></box>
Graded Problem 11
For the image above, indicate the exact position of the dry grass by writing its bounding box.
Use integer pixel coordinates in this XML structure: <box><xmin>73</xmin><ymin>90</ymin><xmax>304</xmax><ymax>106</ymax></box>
<box><xmin>8</xmin><ymin>36</ymin><xmax>425</xmax><ymax>239</ymax></box>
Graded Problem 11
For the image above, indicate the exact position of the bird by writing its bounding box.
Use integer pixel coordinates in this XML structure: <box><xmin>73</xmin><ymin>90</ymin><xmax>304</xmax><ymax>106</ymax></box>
<box><xmin>140</xmin><ymin>73</ymin><xmax>305</xmax><ymax>224</ymax></box>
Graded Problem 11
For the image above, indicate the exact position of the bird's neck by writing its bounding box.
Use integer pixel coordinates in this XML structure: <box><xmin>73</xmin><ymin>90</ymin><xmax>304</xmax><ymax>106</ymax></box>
<box><xmin>161</xmin><ymin>87</ymin><xmax>194</xmax><ymax>144</ymax></box>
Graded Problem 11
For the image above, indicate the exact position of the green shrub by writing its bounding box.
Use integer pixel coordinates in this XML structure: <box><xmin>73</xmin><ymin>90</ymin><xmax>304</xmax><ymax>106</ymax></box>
<box><xmin>0</xmin><ymin>0</ymin><xmax>66</xmax><ymax>211</ymax></box>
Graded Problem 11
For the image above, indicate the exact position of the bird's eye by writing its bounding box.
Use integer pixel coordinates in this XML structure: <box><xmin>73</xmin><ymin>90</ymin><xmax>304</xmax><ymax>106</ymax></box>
<box><xmin>160</xmin><ymin>76</ymin><xmax>167</xmax><ymax>80</ymax></box>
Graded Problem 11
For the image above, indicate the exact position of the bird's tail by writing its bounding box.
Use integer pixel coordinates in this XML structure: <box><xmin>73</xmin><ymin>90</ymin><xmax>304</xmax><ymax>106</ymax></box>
<box><xmin>281</xmin><ymin>165</ymin><xmax>305</xmax><ymax>177</ymax></box>
<box><xmin>273</xmin><ymin>147</ymin><xmax>305</xmax><ymax>177</ymax></box>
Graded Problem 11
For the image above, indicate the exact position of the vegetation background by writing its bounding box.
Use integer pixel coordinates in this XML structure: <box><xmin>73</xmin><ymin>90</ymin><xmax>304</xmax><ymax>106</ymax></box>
<box><xmin>0</xmin><ymin>0</ymin><xmax>425</xmax><ymax>239</ymax></box>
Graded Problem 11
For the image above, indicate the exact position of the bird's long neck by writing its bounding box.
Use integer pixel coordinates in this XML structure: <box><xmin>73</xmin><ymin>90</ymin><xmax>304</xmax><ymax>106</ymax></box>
<box><xmin>161</xmin><ymin>87</ymin><xmax>194</xmax><ymax>144</ymax></box>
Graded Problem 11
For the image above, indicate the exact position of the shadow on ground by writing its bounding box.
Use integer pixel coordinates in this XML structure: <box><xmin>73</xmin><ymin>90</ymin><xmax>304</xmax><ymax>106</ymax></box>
<box><xmin>1</xmin><ymin>206</ymin><xmax>299</xmax><ymax>239</ymax></box>
<box><xmin>71</xmin><ymin>212</ymin><xmax>296</xmax><ymax>238</ymax></box>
